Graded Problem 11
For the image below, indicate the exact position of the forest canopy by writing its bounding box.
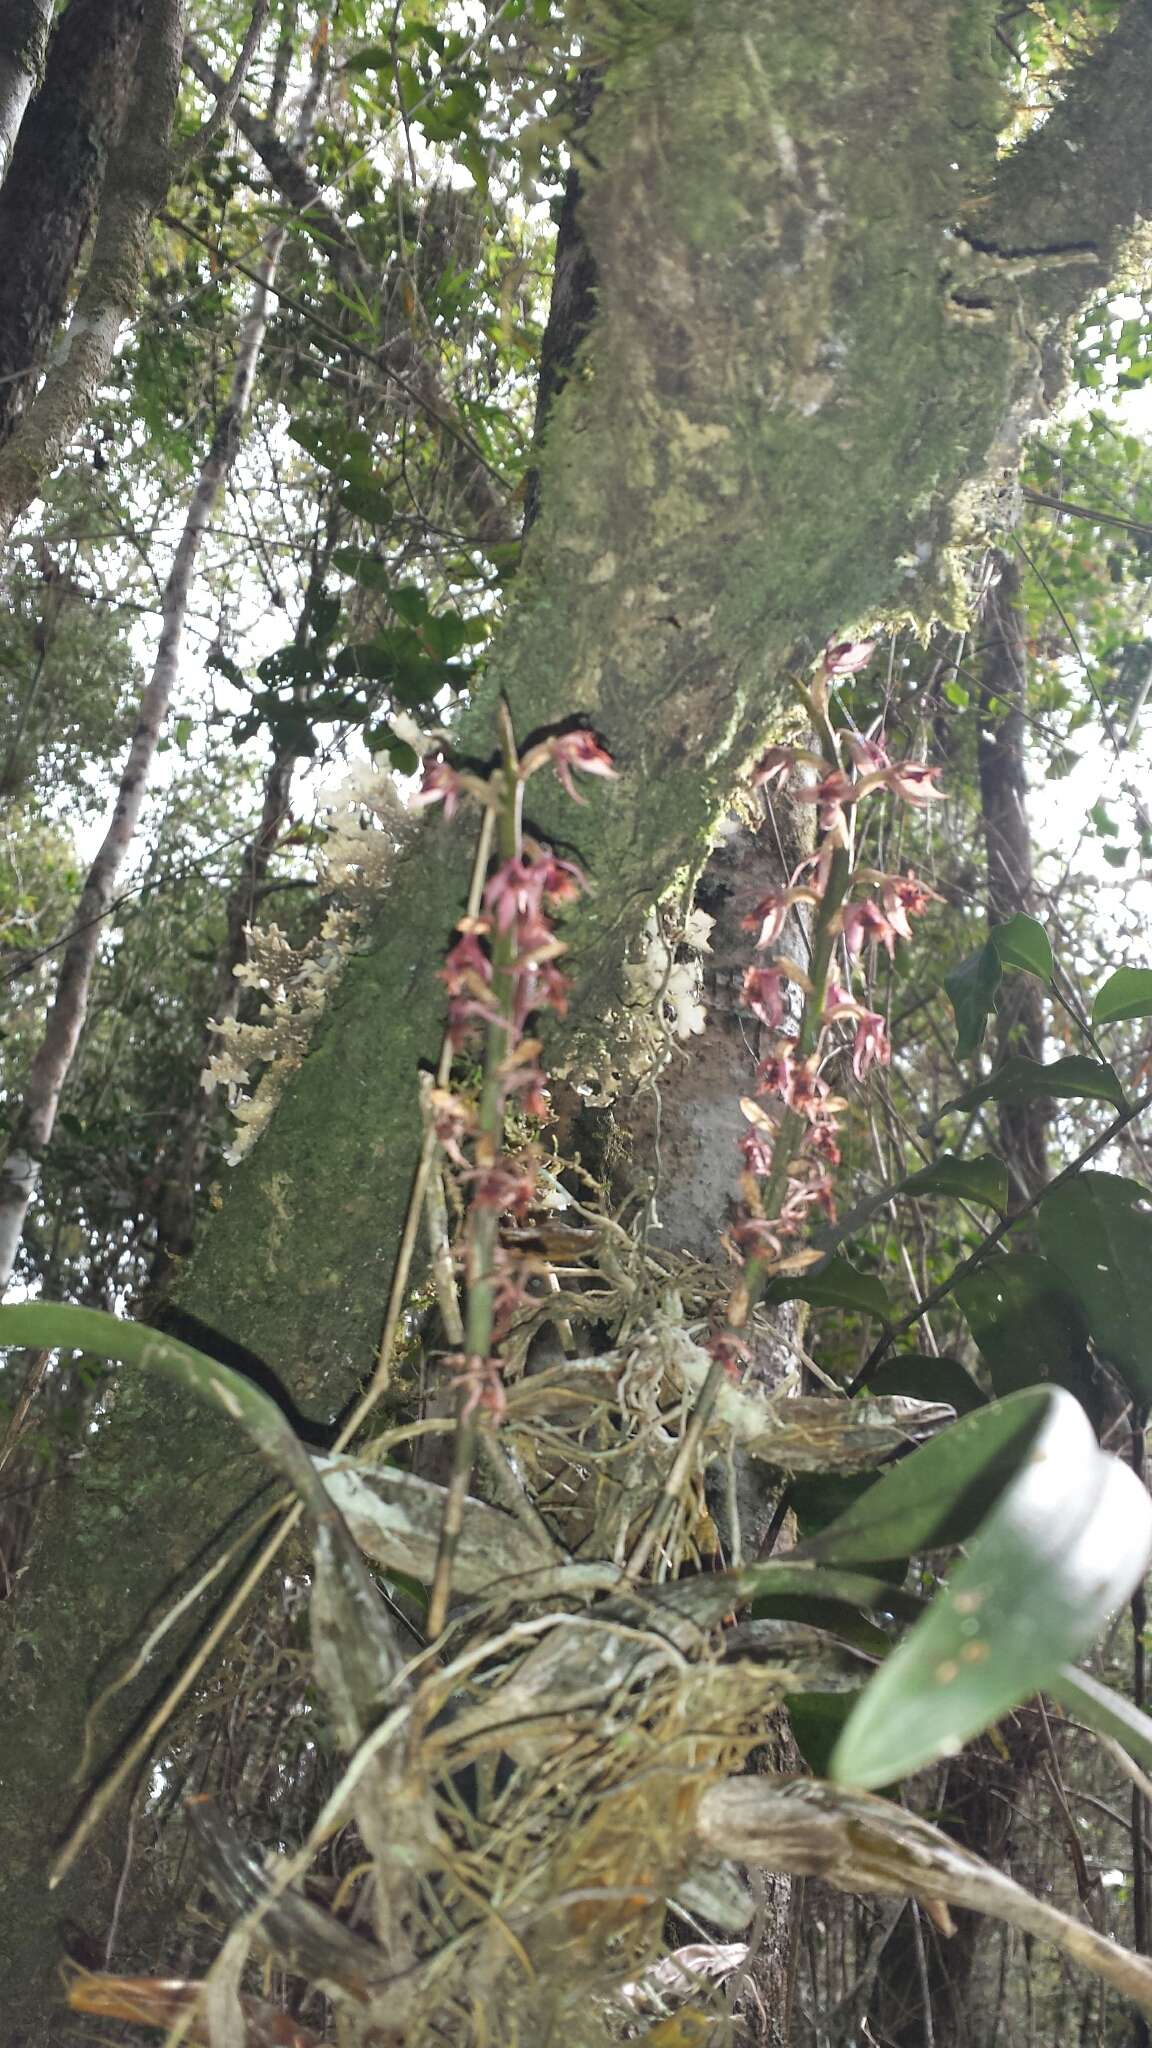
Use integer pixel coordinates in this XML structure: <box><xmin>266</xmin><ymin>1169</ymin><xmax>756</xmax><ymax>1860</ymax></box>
<box><xmin>4</xmin><ymin>3</ymin><xmax>1152</xmax><ymax>2044</ymax></box>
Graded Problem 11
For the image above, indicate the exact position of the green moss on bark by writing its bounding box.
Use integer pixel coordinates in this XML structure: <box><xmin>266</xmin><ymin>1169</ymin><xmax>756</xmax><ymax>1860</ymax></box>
<box><xmin>180</xmin><ymin>1</ymin><xmax>1025</xmax><ymax>1378</ymax></box>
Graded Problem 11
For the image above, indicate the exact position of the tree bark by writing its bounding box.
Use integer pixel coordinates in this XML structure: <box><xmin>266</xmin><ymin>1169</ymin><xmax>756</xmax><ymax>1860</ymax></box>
<box><xmin>0</xmin><ymin>0</ymin><xmax>183</xmax><ymax>542</ymax></box>
<box><xmin>977</xmin><ymin>552</ymin><xmax>1048</xmax><ymax>1199</ymax></box>
<box><xmin>0</xmin><ymin>0</ymin><xmax>146</xmax><ymax>447</ymax></box>
<box><xmin>7</xmin><ymin>3</ymin><xmax>1152</xmax><ymax>2037</ymax></box>
<box><xmin>0</xmin><ymin>0</ymin><xmax>52</xmax><ymax>187</ymax></box>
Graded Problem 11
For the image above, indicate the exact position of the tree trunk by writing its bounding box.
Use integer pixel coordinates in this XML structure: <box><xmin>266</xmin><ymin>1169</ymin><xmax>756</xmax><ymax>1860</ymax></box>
<box><xmin>0</xmin><ymin>0</ymin><xmax>53</xmax><ymax>187</ymax></box>
<box><xmin>0</xmin><ymin>0</ymin><xmax>146</xmax><ymax>446</ymax></box>
<box><xmin>0</xmin><ymin>0</ymin><xmax>183</xmax><ymax>542</ymax></box>
<box><xmin>7</xmin><ymin>4</ymin><xmax>1152</xmax><ymax>2037</ymax></box>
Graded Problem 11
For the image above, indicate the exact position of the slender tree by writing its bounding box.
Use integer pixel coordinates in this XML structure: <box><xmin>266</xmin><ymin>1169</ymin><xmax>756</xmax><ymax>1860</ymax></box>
<box><xmin>0</xmin><ymin>27</ymin><xmax>318</xmax><ymax>1290</ymax></box>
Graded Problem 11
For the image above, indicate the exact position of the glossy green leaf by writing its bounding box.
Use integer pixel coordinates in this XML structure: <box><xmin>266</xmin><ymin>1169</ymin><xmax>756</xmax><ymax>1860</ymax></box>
<box><xmin>762</xmin><ymin>1257</ymin><xmax>891</xmax><ymax>1319</ymax></box>
<box><xmin>988</xmin><ymin>913</ymin><xmax>1053</xmax><ymax>981</ymax></box>
<box><xmin>898</xmin><ymin>1152</ymin><xmax>1009</xmax><ymax>1212</ymax></box>
<box><xmin>942</xmin><ymin>919</ymin><xmax>1053</xmax><ymax>1057</ymax></box>
<box><xmin>648</xmin><ymin>1560</ymin><xmax>920</xmax><ymax>1632</ymax></box>
<box><xmin>943</xmin><ymin>940</ymin><xmax>1002</xmax><ymax>1058</ymax></box>
<box><xmin>1049</xmin><ymin>1665</ymin><xmax>1152</xmax><ymax>1777</ymax></box>
<box><xmin>865</xmin><ymin>1353</ymin><xmax>986</xmax><ymax>1416</ymax></box>
<box><xmin>954</xmin><ymin>1253</ymin><xmax>1101</xmax><ymax>1415</ymax></box>
<box><xmin>1038</xmin><ymin>1172</ymin><xmax>1152</xmax><ymax>1401</ymax></box>
<box><xmin>735</xmin><ymin>1560</ymin><xmax>921</xmax><ymax>1627</ymax></box>
<box><xmin>938</xmin><ymin>1054</ymin><xmax>1126</xmax><ymax>1122</ymax></box>
<box><xmin>830</xmin><ymin>1388</ymin><xmax>1152</xmax><ymax>1787</ymax></box>
<box><xmin>1092</xmin><ymin>965</ymin><xmax>1152</xmax><ymax>1027</ymax></box>
<box><xmin>800</xmin><ymin>1387</ymin><xmax>1053</xmax><ymax>1565</ymax></box>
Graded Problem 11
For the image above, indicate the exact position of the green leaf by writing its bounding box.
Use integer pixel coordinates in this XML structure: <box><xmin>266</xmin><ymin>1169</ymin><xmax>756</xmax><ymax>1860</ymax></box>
<box><xmin>1093</xmin><ymin>966</ymin><xmax>1152</xmax><ymax>1028</ymax></box>
<box><xmin>1049</xmin><ymin>1665</ymin><xmax>1152</xmax><ymax>1777</ymax></box>
<box><xmin>388</xmin><ymin>583</ymin><xmax>429</xmax><ymax>627</ymax></box>
<box><xmin>801</xmin><ymin>1387</ymin><xmax>1054</xmax><ymax>1565</ymax></box>
<box><xmin>865</xmin><ymin>1353</ymin><xmax>985</xmax><ymax>1415</ymax></box>
<box><xmin>898</xmin><ymin>1152</ymin><xmax>1009</xmax><ymax>1212</ymax></box>
<box><xmin>830</xmin><ymin>1388</ymin><xmax>1152</xmax><ymax>1787</ymax></box>
<box><xmin>734</xmin><ymin>1560</ymin><xmax>922</xmax><ymax>1626</ymax></box>
<box><xmin>955</xmin><ymin>1253</ymin><xmax>1101</xmax><ymax>1416</ymax></box>
<box><xmin>762</xmin><ymin>1257</ymin><xmax>890</xmax><ymax>1320</ymax></box>
<box><xmin>1038</xmin><ymin>1172</ymin><xmax>1152</xmax><ymax>1402</ymax></box>
<box><xmin>0</xmin><ymin>1302</ymin><xmax>325</xmax><ymax>1512</ymax></box>
<box><xmin>343</xmin><ymin>42</ymin><xmax>394</xmax><ymax>72</ymax></box>
<box><xmin>942</xmin><ymin>919</ymin><xmax>1054</xmax><ymax>1058</ymax></box>
<box><xmin>943</xmin><ymin>940</ymin><xmax>1002</xmax><ymax>1058</ymax></box>
<box><xmin>332</xmin><ymin>545</ymin><xmax>393</xmax><ymax>592</ymax></box>
<box><xmin>339</xmin><ymin>479</ymin><xmax>396</xmax><ymax>524</ymax></box>
<box><xmin>1090</xmin><ymin>801</ymin><xmax>1119</xmax><ymax>838</ymax></box>
<box><xmin>938</xmin><ymin>1054</ymin><xmax>1127</xmax><ymax>1122</ymax></box>
<box><xmin>0</xmin><ymin>1304</ymin><xmax>404</xmax><ymax>1741</ymax></box>
<box><xmin>989</xmin><ymin>912</ymin><xmax>1053</xmax><ymax>981</ymax></box>
<box><xmin>788</xmin><ymin>1692</ymin><xmax>858</xmax><ymax>1777</ymax></box>
<box><xmin>420</xmin><ymin>610</ymin><xmax>469</xmax><ymax>661</ymax></box>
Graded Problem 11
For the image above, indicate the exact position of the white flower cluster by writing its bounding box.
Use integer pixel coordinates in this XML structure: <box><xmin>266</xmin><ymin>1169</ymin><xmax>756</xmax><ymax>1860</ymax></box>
<box><xmin>561</xmin><ymin>903</ymin><xmax>715</xmax><ymax>1105</ymax></box>
<box><xmin>201</xmin><ymin>758</ymin><xmax>413</xmax><ymax>1162</ymax></box>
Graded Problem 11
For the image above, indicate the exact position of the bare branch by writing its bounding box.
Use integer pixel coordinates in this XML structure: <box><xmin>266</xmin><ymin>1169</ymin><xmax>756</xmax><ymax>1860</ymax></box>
<box><xmin>696</xmin><ymin>1778</ymin><xmax>1152</xmax><ymax>2014</ymax></box>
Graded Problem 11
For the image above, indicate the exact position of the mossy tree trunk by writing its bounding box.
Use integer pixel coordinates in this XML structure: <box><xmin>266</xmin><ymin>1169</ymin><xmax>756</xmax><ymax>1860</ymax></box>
<box><xmin>7</xmin><ymin>3</ymin><xmax>1152</xmax><ymax>2037</ymax></box>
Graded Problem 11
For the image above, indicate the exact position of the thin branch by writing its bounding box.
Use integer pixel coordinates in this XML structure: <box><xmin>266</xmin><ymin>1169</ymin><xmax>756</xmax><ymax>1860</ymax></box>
<box><xmin>1023</xmin><ymin>485</ymin><xmax>1152</xmax><ymax>544</ymax></box>
<box><xmin>177</xmin><ymin>0</ymin><xmax>271</xmax><ymax>166</ymax></box>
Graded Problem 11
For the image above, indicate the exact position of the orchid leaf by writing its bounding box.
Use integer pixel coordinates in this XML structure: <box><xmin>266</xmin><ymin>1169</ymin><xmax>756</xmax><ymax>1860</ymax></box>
<box><xmin>763</xmin><ymin>1257</ymin><xmax>890</xmax><ymax>1319</ymax></box>
<box><xmin>800</xmin><ymin>1386</ymin><xmax>1053</xmax><ymax>1566</ymax></box>
<box><xmin>829</xmin><ymin>1388</ymin><xmax>1152</xmax><ymax>1787</ymax></box>
<box><xmin>1050</xmin><ymin>1666</ymin><xmax>1152</xmax><ymax>1777</ymax></box>
<box><xmin>864</xmin><ymin>1352</ymin><xmax>985</xmax><ymax>1415</ymax></box>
